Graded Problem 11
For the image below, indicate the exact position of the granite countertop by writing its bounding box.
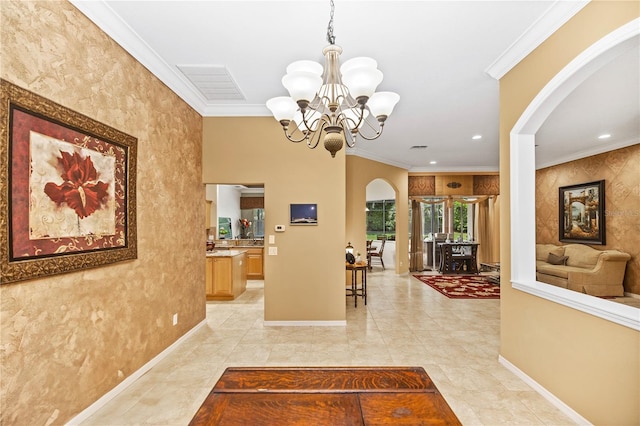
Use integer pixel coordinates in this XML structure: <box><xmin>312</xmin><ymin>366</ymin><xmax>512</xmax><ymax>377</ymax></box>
<box><xmin>206</xmin><ymin>249</ymin><xmax>247</xmax><ymax>257</ymax></box>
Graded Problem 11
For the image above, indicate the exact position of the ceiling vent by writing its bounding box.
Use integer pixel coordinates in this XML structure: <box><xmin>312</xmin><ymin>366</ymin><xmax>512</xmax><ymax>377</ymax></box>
<box><xmin>410</xmin><ymin>145</ymin><xmax>428</xmax><ymax>149</ymax></box>
<box><xmin>177</xmin><ymin>65</ymin><xmax>245</xmax><ymax>100</ymax></box>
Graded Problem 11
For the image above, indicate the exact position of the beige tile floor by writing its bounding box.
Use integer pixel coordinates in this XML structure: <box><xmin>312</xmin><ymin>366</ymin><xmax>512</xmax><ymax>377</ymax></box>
<box><xmin>81</xmin><ymin>270</ymin><xmax>576</xmax><ymax>425</ymax></box>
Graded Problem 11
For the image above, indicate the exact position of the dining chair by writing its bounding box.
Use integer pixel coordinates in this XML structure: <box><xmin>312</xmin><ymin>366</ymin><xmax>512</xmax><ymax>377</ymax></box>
<box><xmin>369</xmin><ymin>239</ymin><xmax>386</xmax><ymax>270</ymax></box>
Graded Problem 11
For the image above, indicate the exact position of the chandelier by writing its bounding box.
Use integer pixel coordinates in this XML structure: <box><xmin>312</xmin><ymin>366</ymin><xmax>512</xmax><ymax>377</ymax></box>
<box><xmin>266</xmin><ymin>0</ymin><xmax>400</xmax><ymax>158</ymax></box>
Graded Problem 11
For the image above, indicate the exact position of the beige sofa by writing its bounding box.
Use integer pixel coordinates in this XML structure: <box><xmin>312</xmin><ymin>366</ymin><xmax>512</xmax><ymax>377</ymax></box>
<box><xmin>536</xmin><ymin>243</ymin><xmax>630</xmax><ymax>297</ymax></box>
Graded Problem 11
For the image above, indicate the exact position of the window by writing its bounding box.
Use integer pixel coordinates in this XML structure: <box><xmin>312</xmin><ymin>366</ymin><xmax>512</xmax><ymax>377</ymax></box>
<box><xmin>240</xmin><ymin>208</ymin><xmax>264</xmax><ymax>238</ymax></box>
<box><xmin>366</xmin><ymin>199</ymin><xmax>396</xmax><ymax>240</ymax></box>
<box><xmin>422</xmin><ymin>202</ymin><xmax>443</xmax><ymax>238</ymax></box>
<box><xmin>453</xmin><ymin>200</ymin><xmax>474</xmax><ymax>240</ymax></box>
<box><xmin>418</xmin><ymin>198</ymin><xmax>475</xmax><ymax>240</ymax></box>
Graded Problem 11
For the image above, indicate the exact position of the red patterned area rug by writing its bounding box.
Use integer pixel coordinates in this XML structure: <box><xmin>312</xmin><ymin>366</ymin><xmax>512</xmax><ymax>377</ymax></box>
<box><xmin>413</xmin><ymin>275</ymin><xmax>500</xmax><ymax>299</ymax></box>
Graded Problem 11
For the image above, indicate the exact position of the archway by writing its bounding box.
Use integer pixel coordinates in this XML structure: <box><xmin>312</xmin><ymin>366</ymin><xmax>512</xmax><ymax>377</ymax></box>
<box><xmin>366</xmin><ymin>178</ymin><xmax>397</xmax><ymax>270</ymax></box>
<box><xmin>510</xmin><ymin>19</ymin><xmax>639</xmax><ymax>331</ymax></box>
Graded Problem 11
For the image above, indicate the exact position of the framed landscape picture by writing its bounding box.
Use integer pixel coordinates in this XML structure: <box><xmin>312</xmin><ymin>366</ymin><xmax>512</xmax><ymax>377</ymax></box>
<box><xmin>290</xmin><ymin>203</ymin><xmax>318</xmax><ymax>225</ymax></box>
<box><xmin>559</xmin><ymin>180</ymin><xmax>605</xmax><ymax>244</ymax></box>
<box><xmin>1</xmin><ymin>79</ymin><xmax>137</xmax><ymax>284</ymax></box>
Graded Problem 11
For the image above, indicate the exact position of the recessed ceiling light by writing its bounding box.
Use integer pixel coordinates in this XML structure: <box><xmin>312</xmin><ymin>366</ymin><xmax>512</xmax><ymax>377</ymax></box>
<box><xmin>429</xmin><ymin>161</ymin><xmax>437</xmax><ymax>164</ymax></box>
<box><xmin>598</xmin><ymin>133</ymin><xmax>611</xmax><ymax>139</ymax></box>
<box><xmin>472</xmin><ymin>135</ymin><xmax>482</xmax><ymax>140</ymax></box>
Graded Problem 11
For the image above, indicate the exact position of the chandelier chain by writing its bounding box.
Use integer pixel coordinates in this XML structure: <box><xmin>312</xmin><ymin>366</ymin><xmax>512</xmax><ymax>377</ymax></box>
<box><xmin>326</xmin><ymin>0</ymin><xmax>336</xmax><ymax>45</ymax></box>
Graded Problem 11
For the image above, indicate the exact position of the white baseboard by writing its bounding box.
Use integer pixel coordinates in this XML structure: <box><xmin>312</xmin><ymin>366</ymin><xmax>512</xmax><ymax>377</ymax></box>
<box><xmin>66</xmin><ymin>319</ymin><xmax>207</xmax><ymax>425</ymax></box>
<box><xmin>264</xmin><ymin>320</ymin><xmax>347</xmax><ymax>327</ymax></box>
<box><xmin>498</xmin><ymin>355</ymin><xmax>591</xmax><ymax>426</ymax></box>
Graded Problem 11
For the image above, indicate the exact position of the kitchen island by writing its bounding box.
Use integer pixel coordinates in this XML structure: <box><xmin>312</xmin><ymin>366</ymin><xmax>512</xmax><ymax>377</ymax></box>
<box><xmin>206</xmin><ymin>250</ymin><xmax>247</xmax><ymax>300</ymax></box>
<box><xmin>214</xmin><ymin>240</ymin><xmax>264</xmax><ymax>279</ymax></box>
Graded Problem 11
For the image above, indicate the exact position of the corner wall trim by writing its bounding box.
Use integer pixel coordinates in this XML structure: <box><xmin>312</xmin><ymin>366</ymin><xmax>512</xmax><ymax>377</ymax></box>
<box><xmin>498</xmin><ymin>355</ymin><xmax>592</xmax><ymax>426</ymax></box>
<box><xmin>65</xmin><ymin>319</ymin><xmax>207</xmax><ymax>425</ymax></box>
<box><xmin>264</xmin><ymin>320</ymin><xmax>347</xmax><ymax>327</ymax></box>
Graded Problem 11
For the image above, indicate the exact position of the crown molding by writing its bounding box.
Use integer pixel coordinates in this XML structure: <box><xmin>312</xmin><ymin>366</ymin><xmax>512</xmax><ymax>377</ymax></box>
<box><xmin>346</xmin><ymin>148</ymin><xmax>500</xmax><ymax>173</ymax></box>
<box><xmin>69</xmin><ymin>0</ymin><xmax>321</xmax><ymax>117</ymax></box>
<box><xmin>536</xmin><ymin>137</ymin><xmax>639</xmax><ymax>170</ymax></box>
<box><xmin>345</xmin><ymin>148</ymin><xmax>411</xmax><ymax>170</ymax></box>
<box><xmin>409</xmin><ymin>165</ymin><xmax>499</xmax><ymax>174</ymax></box>
<box><xmin>72</xmin><ymin>0</ymin><xmax>590</xmax><ymax>114</ymax></box>
<box><xmin>485</xmin><ymin>0</ymin><xmax>590</xmax><ymax>80</ymax></box>
<box><xmin>201</xmin><ymin>104</ymin><xmax>272</xmax><ymax>117</ymax></box>
<box><xmin>70</xmin><ymin>0</ymin><xmax>210</xmax><ymax>114</ymax></box>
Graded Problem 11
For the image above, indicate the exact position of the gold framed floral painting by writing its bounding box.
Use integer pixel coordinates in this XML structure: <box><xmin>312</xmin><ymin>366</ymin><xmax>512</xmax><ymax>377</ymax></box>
<box><xmin>1</xmin><ymin>79</ymin><xmax>137</xmax><ymax>284</ymax></box>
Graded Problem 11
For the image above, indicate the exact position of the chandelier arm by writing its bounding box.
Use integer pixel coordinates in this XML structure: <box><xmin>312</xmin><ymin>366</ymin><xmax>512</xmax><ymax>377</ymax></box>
<box><xmin>306</xmin><ymin>121</ymin><xmax>328</xmax><ymax>149</ymax></box>
<box><xmin>349</xmin><ymin>110</ymin><xmax>386</xmax><ymax>140</ymax></box>
<box><xmin>299</xmin><ymin>109</ymin><xmax>325</xmax><ymax>133</ymax></box>
<box><xmin>337</xmin><ymin>96</ymin><xmax>360</xmax><ymax>111</ymax></box>
<box><xmin>344</xmin><ymin>131</ymin><xmax>357</xmax><ymax>148</ymax></box>
<box><xmin>338</xmin><ymin>107</ymin><xmax>366</xmax><ymax>131</ymax></box>
<box><xmin>354</xmin><ymin>124</ymin><xmax>384</xmax><ymax>141</ymax></box>
<box><xmin>283</xmin><ymin>127</ymin><xmax>312</xmax><ymax>144</ymax></box>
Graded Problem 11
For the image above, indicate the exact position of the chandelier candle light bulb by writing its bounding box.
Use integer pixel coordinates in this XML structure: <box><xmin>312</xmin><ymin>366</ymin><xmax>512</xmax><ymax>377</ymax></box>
<box><xmin>266</xmin><ymin>0</ymin><xmax>399</xmax><ymax>157</ymax></box>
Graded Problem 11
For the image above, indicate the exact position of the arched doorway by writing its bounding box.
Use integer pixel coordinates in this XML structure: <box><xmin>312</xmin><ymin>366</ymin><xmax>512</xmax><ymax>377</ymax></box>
<box><xmin>366</xmin><ymin>178</ymin><xmax>396</xmax><ymax>269</ymax></box>
<box><xmin>510</xmin><ymin>19</ymin><xmax>639</xmax><ymax>330</ymax></box>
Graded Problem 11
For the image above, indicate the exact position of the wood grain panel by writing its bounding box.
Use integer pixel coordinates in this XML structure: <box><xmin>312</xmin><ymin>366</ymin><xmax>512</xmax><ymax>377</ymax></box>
<box><xmin>240</xmin><ymin>196</ymin><xmax>264</xmax><ymax>209</ymax></box>
<box><xmin>192</xmin><ymin>393</ymin><xmax>362</xmax><ymax>426</ymax></box>
<box><xmin>473</xmin><ymin>175</ymin><xmax>500</xmax><ymax>195</ymax></box>
<box><xmin>435</xmin><ymin>175</ymin><xmax>473</xmax><ymax>196</ymax></box>
<box><xmin>408</xmin><ymin>176</ymin><xmax>436</xmax><ymax>196</ymax></box>
<box><xmin>360</xmin><ymin>393</ymin><xmax>462</xmax><ymax>425</ymax></box>
<box><xmin>213</xmin><ymin>367</ymin><xmax>436</xmax><ymax>393</ymax></box>
<box><xmin>190</xmin><ymin>367</ymin><xmax>460</xmax><ymax>425</ymax></box>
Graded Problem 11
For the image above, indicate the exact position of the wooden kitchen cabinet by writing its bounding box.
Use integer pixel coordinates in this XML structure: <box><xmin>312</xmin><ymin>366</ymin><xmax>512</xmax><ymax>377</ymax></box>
<box><xmin>246</xmin><ymin>248</ymin><xmax>264</xmax><ymax>280</ymax></box>
<box><xmin>206</xmin><ymin>251</ymin><xmax>247</xmax><ymax>300</ymax></box>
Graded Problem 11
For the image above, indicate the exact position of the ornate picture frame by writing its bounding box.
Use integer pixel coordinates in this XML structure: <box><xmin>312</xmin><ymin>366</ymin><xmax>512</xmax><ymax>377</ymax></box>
<box><xmin>1</xmin><ymin>79</ymin><xmax>137</xmax><ymax>284</ymax></box>
<box><xmin>559</xmin><ymin>180</ymin><xmax>605</xmax><ymax>245</ymax></box>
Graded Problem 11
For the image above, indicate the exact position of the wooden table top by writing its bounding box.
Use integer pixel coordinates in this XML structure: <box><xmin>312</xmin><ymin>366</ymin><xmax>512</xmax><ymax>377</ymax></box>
<box><xmin>345</xmin><ymin>261</ymin><xmax>368</xmax><ymax>270</ymax></box>
<box><xmin>189</xmin><ymin>366</ymin><xmax>461</xmax><ymax>425</ymax></box>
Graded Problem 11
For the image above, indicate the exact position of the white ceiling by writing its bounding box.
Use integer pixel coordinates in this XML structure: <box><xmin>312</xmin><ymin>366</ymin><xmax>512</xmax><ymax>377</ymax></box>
<box><xmin>70</xmin><ymin>1</ymin><xmax>638</xmax><ymax>172</ymax></box>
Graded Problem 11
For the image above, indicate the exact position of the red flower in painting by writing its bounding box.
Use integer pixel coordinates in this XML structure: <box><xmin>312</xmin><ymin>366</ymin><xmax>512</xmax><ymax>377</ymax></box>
<box><xmin>44</xmin><ymin>150</ymin><xmax>109</xmax><ymax>219</ymax></box>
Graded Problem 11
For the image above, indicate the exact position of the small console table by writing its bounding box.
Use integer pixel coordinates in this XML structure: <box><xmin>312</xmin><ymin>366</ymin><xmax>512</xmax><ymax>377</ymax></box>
<box><xmin>346</xmin><ymin>262</ymin><xmax>367</xmax><ymax>307</ymax></box>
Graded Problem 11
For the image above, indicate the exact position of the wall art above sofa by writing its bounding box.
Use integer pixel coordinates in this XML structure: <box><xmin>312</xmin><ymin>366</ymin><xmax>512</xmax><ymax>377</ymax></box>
<box><xmin>559</xmin><ymin>180</ymin><xmax>605</xmax><ymax>245</ymax></box>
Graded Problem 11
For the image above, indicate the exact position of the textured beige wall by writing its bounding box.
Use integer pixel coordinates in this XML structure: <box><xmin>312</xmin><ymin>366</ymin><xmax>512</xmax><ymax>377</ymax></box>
<box><xmin>346</xmin><ymin>156</ymin><xmax>409</xmax><ymax>275</ymax></box>
<box><xmin>500</xmin><ymin>1</ymin><xmax>640</xmax><ymax>424</ymax></box>
<box><xmin>203</xmin><ymin>117</ymin><xmax>346</xmax><ymax>322</ymax></box>
<box><xmin>536</xmin><ymin>144</ymin><xmax>640</xmax><ymax>294</ymax></box>
<box><xmin>1</xmin><ymin>1</ymin><xmax>205</xmax><ymax>424</ymax></box>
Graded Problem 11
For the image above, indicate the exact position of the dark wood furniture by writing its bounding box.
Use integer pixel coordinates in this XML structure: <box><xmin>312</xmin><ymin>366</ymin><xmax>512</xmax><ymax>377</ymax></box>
<box><xmin>368</xmin><ymin>238</ymin><xmax>386</xmax><ymax>270</ymax></box>
<box><xmin>366</xmin><ymin>240</ymin><xmax>375</xmax><ymax>269</ymax></box>
<box><xmin>189</xmin><ymin>366</ymin><xmax>461</xmax><ymax>426</ymax></box>
<box><xmin>438</xmin><ymin>242</ymin><xmax>479</xmax><ymax>274</ymax></box>
<box><xmin>346</xmin><ymin>262</ymin><xmax>367</xmax><ymax>307</ymax></box>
